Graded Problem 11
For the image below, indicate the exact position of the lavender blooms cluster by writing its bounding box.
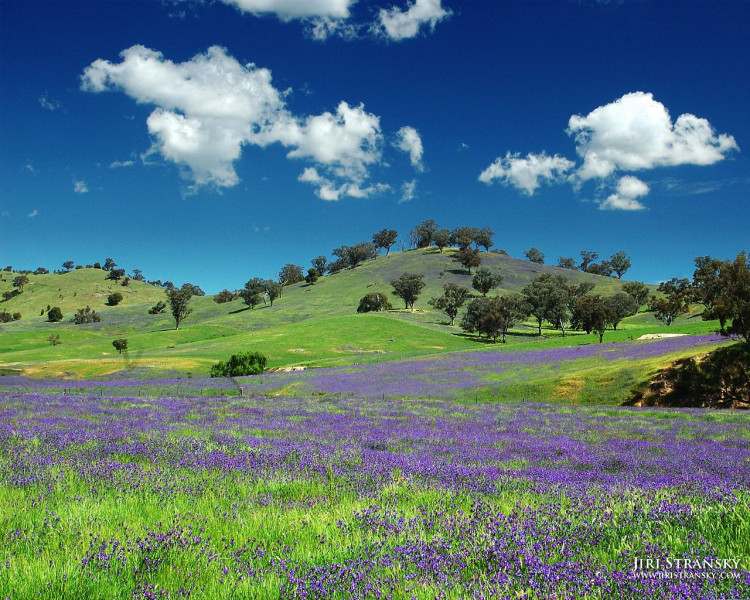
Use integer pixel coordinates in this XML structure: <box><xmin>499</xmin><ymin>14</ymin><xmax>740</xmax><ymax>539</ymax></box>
<box><xmin>1</xmin><ymin>388</ymin><xmax>748</xmax><ymax>598</ymax></box>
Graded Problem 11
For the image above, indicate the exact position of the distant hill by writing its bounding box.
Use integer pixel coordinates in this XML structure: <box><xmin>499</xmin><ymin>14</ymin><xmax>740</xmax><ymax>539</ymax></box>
<box><xmin>0</xmin><ymin>250</ymin><xmax>717</xmax><ymax>379</ymax></box>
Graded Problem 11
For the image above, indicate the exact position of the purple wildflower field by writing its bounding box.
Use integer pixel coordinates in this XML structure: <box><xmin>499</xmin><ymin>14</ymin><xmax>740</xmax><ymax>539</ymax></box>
<box><xmin>1</xmin><ymin>371</ymin><xmax>749</xmax><ymax>598</ymax></box>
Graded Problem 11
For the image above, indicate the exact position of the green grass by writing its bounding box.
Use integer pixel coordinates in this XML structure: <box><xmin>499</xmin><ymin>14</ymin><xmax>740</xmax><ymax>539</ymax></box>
<box><xmin>0</xmin><ymin>254</ymin><xmax>716</xmax><ymax>379</ymax></box>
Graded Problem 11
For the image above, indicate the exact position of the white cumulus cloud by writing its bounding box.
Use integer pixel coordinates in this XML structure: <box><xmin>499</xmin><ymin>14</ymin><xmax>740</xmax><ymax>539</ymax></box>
<box><xmin>221</xmin><ymin>0</ymin><xmax>354</xmax><ymax>20</ymax></box>
<box><xmin>479</xmin><ymin>152</ymin><xmax>575</xmax><ymax>195</ymax></box>
<box><xmin>568</xmin><ymin>91</ymin><xmax>738</xmax><ymax>181</ymax></box>
<box><xmin>82</xmin><ymin>45</ymin><xmax>401</xmax><ymax>198</ymax></box>
<box><xmin>394</xmin><ymin>126</ymin><xmax>424</xmax><ymax>171</ymax></box>
<box><xmin>28</xmin><ymin>209</ymin><xmax>38</xmax><ymax>218</ymax></box>
<box><xmin>374</xmin><ymin>0</ymin><xmax>451</xmax><ymax>40</ymax></box>
<box><xmin>600</xmin><ymin>175</ymin><xmax>649</xmax><ymax>211</ymax></box>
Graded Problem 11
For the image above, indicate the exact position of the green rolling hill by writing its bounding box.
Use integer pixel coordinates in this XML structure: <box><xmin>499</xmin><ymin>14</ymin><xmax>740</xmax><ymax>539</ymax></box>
<box><xmin>0</xmin><ymin>249</ymin><xmax>719</xmax><ymax>379</ymax></box>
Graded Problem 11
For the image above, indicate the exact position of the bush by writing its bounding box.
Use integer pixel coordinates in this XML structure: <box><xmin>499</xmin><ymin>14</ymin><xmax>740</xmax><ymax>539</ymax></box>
<box><xmin>210</xmin><ymin>351</ymin><xmax>267</xmax><ymax>378</ymax></box>
<box><xmin>48</xmin><ymin>307</ymin><xmax>64</xmax><ymax>322</ymax></box>
<box><xmin>357</xmin><ymin>292</ymin><xmax>393</xmax><ymax>313</ymax></box>
<box><xmin>148</xmin><ymin>301</ymin><xmax>166</xmax><ymax>315</ymax></box>
<box><xmin>48</xmin><ymin>334</ymin><xmax>61</xmax><ymax>346</ymax></box>
<box><xmin>12</xmin><ymin>312</ymin><xmax>21</xmax><ymax>321</ymax></box>
<box><xmin>72</xmin><ymin>306</ymin><xmax>101</xmax><ymax>324</ymax></box>
<box><xmin>107</xmin><ymin>292</ymin><xmax>124</xmax><ymax>306</ymax></box>
<box><xmin>0</xmin><ymin>311</ymin><xmax>13</xmax><ymax>323</ymax></box>
<box><xmin>214</xmin><ymin>289</ymin><xmax>237</xmax><ymax>304</ymax></box>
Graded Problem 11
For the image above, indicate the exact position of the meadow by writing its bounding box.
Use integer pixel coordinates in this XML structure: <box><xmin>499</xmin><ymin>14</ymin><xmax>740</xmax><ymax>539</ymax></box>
<box><xmin>1</xmin><ymin>336</ymin><xmax>749</xmax><ymax>599</ymax></box>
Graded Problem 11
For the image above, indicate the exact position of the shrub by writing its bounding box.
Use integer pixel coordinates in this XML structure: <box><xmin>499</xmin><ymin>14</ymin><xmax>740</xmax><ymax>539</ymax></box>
<box><xmin>48</xmin><ymin>306</ymin><xmax>63</xmax><ymax>322</ymax></box>
<box><xmin>148</xmin><ymin>301</ymin><xmax>167</xmax><ymax>315</ymax></box>
<box><xmin>107</xmin><ymin>292</ymin><xmax>124</xmax><ymax>306</ymax></box>
<box><xmin>357</xmin><ymin>292</ymin><xmax>393</xmax><ymax>313</ymax></box>
<box><xmin>12</xmin><ymin>312</ymin><xmax>21</xmax><ymax>321</ymax></box>
<box><xmin>214</xmin><ymin>289</ymin><xmax>237</xmax><ymax>304</ymax></box>
<box><xmin>112</xmin><ymin>338</ymin><xmax>128</xmax><ymax>354</ymax></box>
<box><xmin>72</xmin><ymin>306</ymin><xmax>101</xmax><ymax>324</ymax></box>
<box><xmin>48</xmin><ymin>334</ymin><xmax>61</xmax><ymax>346</ymax></box>
<box><xmin>0</xmin><ymin>311</ymin><xmax>13</xmax><ymax>323</ymax></box>
<box><xmin>210</xmin><ymin>351</ymin><xmax>267</xmax><ymax>378</ymax></box>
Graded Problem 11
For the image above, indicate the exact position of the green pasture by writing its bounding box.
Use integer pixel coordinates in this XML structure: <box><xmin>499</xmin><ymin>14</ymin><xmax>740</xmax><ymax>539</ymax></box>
<box><xmin>0</xmin><ymin>251</ymin><xmax>719</xmax><ymax>379</ymax></box>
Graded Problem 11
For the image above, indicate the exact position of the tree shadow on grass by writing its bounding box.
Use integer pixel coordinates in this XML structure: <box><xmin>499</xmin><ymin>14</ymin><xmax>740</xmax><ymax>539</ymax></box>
<box><xmin>228</xmin><ymin>306</ymin><xmax>252</xmax><ymax>315</ymax></box>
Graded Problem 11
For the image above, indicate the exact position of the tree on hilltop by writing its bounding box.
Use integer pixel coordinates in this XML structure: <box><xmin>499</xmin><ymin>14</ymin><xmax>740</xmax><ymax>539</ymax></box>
<box><xmin>474</xmin><ymin>228</ymin><xmax>495</xmax><ymax>252</ymax></box>
<box><xmin>455</xmin><ymin>247</ymin><xmax>481</xmax><ymax>274</ymax></box>
<box><xmin>411</xmin><ymin>219</ymin><xmax>439</xmax><ymax>248</ymax></box>
<box><xmin>433</xmin><ymin>229</ymin><xmax>452</xmax><ymax>253</ymax></box>
<box><xmin>62</xmin><ymin>261</ymin><xmax>75</xmax><ymax>272</ymax></box>
<box><xmin>103</xmin><ymin>258</ymin><xmax>117</xmax><ymax>271</ymax></box>
<box><xmin>524</xmin><ymin>247</ymin><xmax>545</xmax><ymax>265</ymax></box>
<box><xmin>609</xmin><ymin>251</ymin><xmax>632</xmax><ymax>279</ymax></box>
<box><xmin>372</xmin><ymin>229</ymin><xmax>398</xmax><ymax>256</ymax></box>
<box><xmin>279</xmin><ymin>264</ymin><xmax>304</xmax><ymax>286</ymax></box>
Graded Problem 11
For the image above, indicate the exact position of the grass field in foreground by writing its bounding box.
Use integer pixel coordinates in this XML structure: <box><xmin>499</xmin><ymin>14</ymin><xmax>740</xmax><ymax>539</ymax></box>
<box><xmin>1</xmin><ymin>391</ymin><xmax>748</xmax><ymax>599</ymax></box>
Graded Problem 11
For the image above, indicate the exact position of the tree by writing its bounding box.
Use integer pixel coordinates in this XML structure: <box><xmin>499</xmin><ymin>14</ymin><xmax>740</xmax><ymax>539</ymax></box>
<box><xmin>240</xmin><ymin>278</ymin><xmax>267</xmax><ymax>309</ymax></box>
<box><xmin>586</xmin><ymin>261</ymin><xmax>614</xmax><ymax>277</ymax></box>
<box><xmin>103</xmin><ymin>258</ymin><xmax>117</xmax><ymax>271</ymax></box>
<box><xmin>717</xmin><ymin>251</ymin><xmax>750</xmax><ymax>343</ymax></box>
<box><xmin>72</xmin><ymin>306</ymin><xmax>101</xmax><ymax>324</ymax></box>
<box><xmin>391</xmin><ymin>273</ymin><xmax>426</xmax><ymax>311</ymax></box>
<box><xmin>279</xmin><ymin>264</ymin><xmax>304</xmax><ymax>286</ymax></box>
<box><xmin>305</xmin><ymin>268</ymin><xmax>320</xmax><ymax>285</ymax></box>
<box><xmin>13</xmin><ymin>275</ymin><xmax>29</xmax><ymax>293</ymax></box>
<box><xmin>609</xmin><ymin>251</ymin><xmax>632</xmax><ymax>279</ymax></box>
<box><xmin>265</xmin><ymin>280</ymin><xmax>283</xmax><ymax>307</ymax></box>
<box><xmin>347</xmin><ymin>242</ymin><xmax>378</xmax><ymax>268</ymax></box>
<box><xmin>62</xmin><ymin>261</ymin><xmax>75</xmax><ymax>272</ymax></box>
<box><xmin>214</xmin><ymin>289</ymin><xmax>237</xmax><ymax>304</ymax></box>
<box><xmin>648</xmin><ymin>278</ymin><xmax>691</xmax><ymax>326</ymax></box>
<box><xmin>471</xmin><ymin>267</ymin><xmax>503</xmax><ymax>297</ymax></box>
<box><xmin>210</xmin><ymin>351</ymin><xmax>267</xmax><ymax>377</ymax></box>
<box><xmin>579</xmin><ymin>251</ymin><xmax>599</xmax><ymax>272</ymax></box>
<box><xmin>106</xmin><ymin>268</ymin><xmax>126</xmax><ymax>282</ymax></box>
<box><xmin>107</xmin><ymin>292</ymin><xmax>123</xmax><ymax>306</ymax></box>
<box><xmin>454</xmin><ymin>247</ymin><xmax>481</xmax><ymax>274</ymax></box>
<box><xmin>357</xmin><ymin>292</ymin><xmax>393</xmax><ymax>313</ymax></box>
<box><xmin>557</xmin><ymin>257</ymin><xmax>577</xmax><ymax>270</ymax></box>
<box><xmin>474</xmin><ymin>228</ymin><xmax>495</xmax><ymax>252</ymax></box>
<box><xmin>166</xmin><ymin>284</ymin><xmax>193</xmax><ymax>330</ymax></box>
<box><xmin>34</xmin><ymin>267</ymin><xmax>49</xmax><ymax>275</ymax></box>
<box><xmin>572</xmin><ymin>295</ymin><xmax>614</xmax><ymax>342</ymax></box>
<box><xmin>411</xmin><ymin>219</ymin><xmax>439</xmax><ymax>248</ymax></box>
<box><xmin>112</xmin><ymin>338</ymin><xmax>128</xmax><ymax>354</ymax></box>
<box><xmin>545</xmin><ymin>286</ymin><xmax>573</xmax><ymax>337</ymax></box>
<box><xmin>429</xmin><ymin>283</ymin><xmax>470</xmax><ymax>325</ymax></box>
<box><xmin>311</xmin><ymin>256</ymin><xmax>328</xmax><ymax>275</ymax></box>
<box><xmin>132</xmin><ymin>269</ymin><xmax>146</xmax><ymax>282</ymax></box>
<box><xmin>622</xmin><ymin>281</ymin><xmax>650</xmax><ymax>307</ymax></box>
<box><xmin>524</xmin><ymin>247</ymin><xmax>545</xmax><ymax>264</ymax></box>
<box><xmin>605</xmin><ymin>293</ymin><xmax>638</xmax><ymax>330</ymax></box>
<box><xmin>461</xmin><ymin>294</ymin><xmax>527</xmax><ymax>343</ymax></box>
<box><xmin>433</xmin><ymin>229</ymin><xmax>452</xmax><ymax>253</ymax></box>
<box><xmin>148</xmin><ymin>301</ymin><xmax>166</xmax><ymax>315</ymax></box>
<box><xmin>450</xmin><ymin>226</ymin><xmax>478</xmax><ymax>250</ymax></box>
<box><xmin>372</xmin><ymin>229</ymin><xmax>398</xmax><ymax>256</ymax></box>
<box><xmin>47</xmin><ymin>306</ymin><xmax>63</xmax><ymax>322</ymax></box>
<box><xmin>691</xmin><ymin>255</ymin><xmax>730</xmax><ymax>324</ymax></box>
<box><xmin>522</xmin><ymin>273</ymin><xmax>568</xmax><ymax>336</ymax></box>
<box><xmin>121</xmin><ymin>277</ymin><xmax>131</xmax><ymax>287</ymax></box>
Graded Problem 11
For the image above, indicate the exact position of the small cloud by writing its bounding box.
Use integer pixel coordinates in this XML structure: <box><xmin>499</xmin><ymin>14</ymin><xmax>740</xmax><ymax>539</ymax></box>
<box><xmin>24</xmin><ymin>164</ymin><xmax>36</xmax><ymax>173</ymax></box>
<box><xmin>74</xmin><ymin>180</ymin><xmax>89</xmax><ymax>193</ymax></box>
<box><xmin>394</xmin><ymin>126</ymin><xmax>424</xmax><ymax>172</ymax></box>
<box><xmin>399</xmin><ymin>179</ymin><xmax>417</xmax><ymax>202</ymax></box>
<box><xmin>373</xmin><ymin>0</ymin><xmax>452</xmax><ymax>41</ymax></box>
<box><xmin>479</xmin><ymin>151</ymin><xmax>575</xmax><ymax>195</ymax></box>
<box><xmin>458</xmin><ymin>142</ymin><xmax>469</xmax><ymax>152</ymax></box>
<box><xmin>599</xmin><ymin>175</ymin><xmax>648</xmax><ymax>211</ymax></box>
<box><xmin>109</xmin><ymin>160</ymin><xmax>135</xmax><ymax>168</ymax></box>
<box><xmin>28</xmin><ymin>209</ymin><xmax>38</xmax><ymax>218</ymax></box>
<box><xmin>38</xmin><ymin>94</ymin><xmax>60</xmax><ymax>112</ymax></box>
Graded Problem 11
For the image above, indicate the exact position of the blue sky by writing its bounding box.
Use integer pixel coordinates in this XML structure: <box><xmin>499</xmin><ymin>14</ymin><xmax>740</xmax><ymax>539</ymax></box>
<box><xmin>1</xmin><ymin>0</ymin><xmax>748</xmax><ymax>293</ymax></box>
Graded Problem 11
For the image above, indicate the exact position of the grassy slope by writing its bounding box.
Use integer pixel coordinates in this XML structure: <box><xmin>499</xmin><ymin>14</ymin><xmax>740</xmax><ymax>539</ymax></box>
<box><xmin>0</xmin><ymin>251</ymin><xmax>720</xmax><ymax>379</ymax></box>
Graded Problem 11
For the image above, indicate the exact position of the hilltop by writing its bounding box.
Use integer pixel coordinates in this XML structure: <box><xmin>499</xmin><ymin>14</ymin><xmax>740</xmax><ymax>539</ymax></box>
<box><xmin>0</xmin><ymin>248</ymin><xmax>719</xmax><ymax>379</ymax></box>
